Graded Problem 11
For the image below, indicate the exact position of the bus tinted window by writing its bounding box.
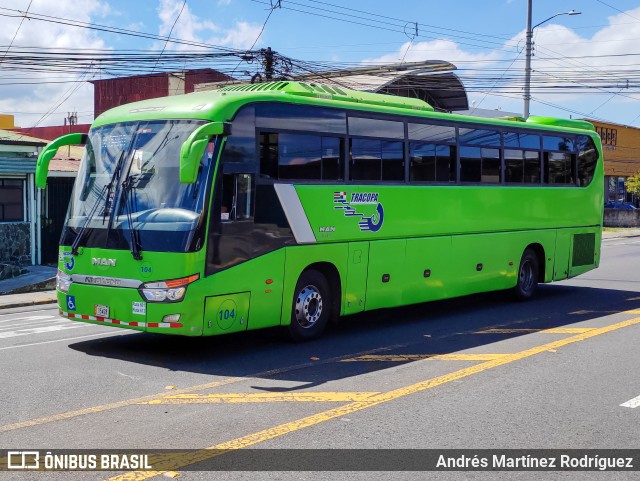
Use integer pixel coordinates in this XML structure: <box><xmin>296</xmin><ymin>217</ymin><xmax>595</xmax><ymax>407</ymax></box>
<box><xmin>505</xmin><ymin>150</ymin><xmax>541</xmax><ymax>183</ymax></box>
<box><xmin>321</xmin><ymin>137</ymin><xmax>344</xmax><ymax>181</ymax></box>
<box><xmin>577</xmin><ymin>135</ymin><xmax>597</xmax><ymax>187</ymax></box>
<box><xmin>545</xmin><ymin>151</ymin><xmax>575</xmax><ymax>184</ymax></box>
<box><xmin>503</xmin><ymin>132</ymin><xmax>540</xmax><ymax>150</ymax></box>
<box><xmin>410</xmin><ymin>143</ymin><xmax>456</xmax><ymax>182</ymax></box>
<box><xmin>543</xmin><ymin>135</ymin><xmax>574</xmax><ymax>152</ymax></box>
<box><xmin>259</xmin><ymin>132</ymin><xmax>278</xmax><ymax>179</ymax></box>
<box><xmin>408</xmin><ymin>123</ymin><xmax>456</xmax><ymax>143</ymax></box>
<box><xmin>350</xmin><ymin>139</ymin><xmax>404</xmax><ymax>181</ymax></box>
<box><xmin>524</xmin><ymin>151</ymin><xmax>541</xmax><ymax>183</ymax></box>
<box><xmin>278</xmin><ymin>133</ymin><xmax>322</xmax><ymax>180</ymax></box>
<box><xmin>348</xmin><ymin>117</ymin><xmax>404</xmax><ymax>139</ymax></box>
<box><xmin>460</xmin><ymin>147</ymin><xmax>501</xmax><ymax>183</ymax></box>
<box><xmin>460</xmin><ymin>146</ymin><xmax>481</xmax><ymax>182</ymax></box>
<box><xmin>381</xmin><ymin>141</ymin><xmax>404</xmax><ymax>181</ymax></box>
<box><xmin>256</xmin><ymin>104</ymin><xmax>346</xmax><ymax>134</ymax></box>
<box><xmin>481</xmin><ymin>148</ymin><xmax>500</xmax><ymax>183</ymax></box>
<box><xmin>260</xmin><ymin>133</ymin><xmax>344</xmax><ymax>181</ymax></box>
<box><xmin>459</xmin><ymin>129</ymin><xmax>501</xmax><ymax>147</ymax></box>
<box><xmin>225</xmin><ymin>106</ymin><xmax>256</xmax><ymax>164</ymax></box>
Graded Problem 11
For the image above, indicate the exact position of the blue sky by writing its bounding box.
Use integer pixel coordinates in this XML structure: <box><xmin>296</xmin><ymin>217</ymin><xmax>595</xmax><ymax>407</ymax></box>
<box><xmin>2</xmin><ymin>0</ymin><xmax>640</xmax><ymax>127</ymax></box>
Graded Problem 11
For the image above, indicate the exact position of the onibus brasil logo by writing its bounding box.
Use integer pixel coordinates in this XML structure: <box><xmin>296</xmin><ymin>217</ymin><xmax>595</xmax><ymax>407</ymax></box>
<box><xmin>334</xmin><ymin>191</ymin><xmax>384</xmax><ymax>232</ymax></box>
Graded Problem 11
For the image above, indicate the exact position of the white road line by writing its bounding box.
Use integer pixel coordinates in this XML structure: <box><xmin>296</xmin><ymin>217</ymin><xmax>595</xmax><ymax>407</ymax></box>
<box><xmin>0</xmin><ymin>308</ymin><xmax>57</xmax><ymax>319</ymax></box>
<box><xmin>0</xmin><ymin>331</ymin><xmax>128</xmax><ymax>351</ymax></box>
<box><xmin>0</xmin><ymin>324</ymin><xmax>89</xmax><ymax>339</ymax></box>
<box><xmin>0</xmin><ymin>315</ymin><xmax>57</xmax><ymax>324</ymax></box>
<box><xmin>620</xmin><ymin>395</ymin><xmax>640</xmax><ymax>409</ymax></box>
<box><xmin>0</xmin><ymin>320</ymin><xmax>70</xmax><ymax>332</ymax></box>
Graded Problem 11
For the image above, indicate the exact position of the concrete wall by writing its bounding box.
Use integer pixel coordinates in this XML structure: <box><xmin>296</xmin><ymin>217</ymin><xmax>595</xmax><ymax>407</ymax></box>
<box><xmin>603</xmin><ymin>208</ymin><xmax>640</xmax><ymax>227</ymax></box>
<box><xmin>0</xmin><ymin>223</ymin><xmax>30</xmax><ymax>279</ymax></box>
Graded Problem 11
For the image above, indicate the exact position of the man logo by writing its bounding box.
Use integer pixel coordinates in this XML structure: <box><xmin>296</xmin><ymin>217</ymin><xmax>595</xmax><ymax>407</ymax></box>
<box><xmin>92</xmin><ymin>258</ymin><xmax>117</xmax><ymax>267</ymax></box>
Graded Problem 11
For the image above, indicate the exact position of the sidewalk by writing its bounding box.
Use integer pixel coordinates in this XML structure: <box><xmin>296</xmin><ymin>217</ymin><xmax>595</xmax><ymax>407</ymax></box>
<box><xmin>0</xmin><ymin>265</ymin><xmax>57</xmax><ymax>310</ymax></box>
<box><xmin>0</xmin><ymin>289</ymin><xmax>57</xmax><ymax>309</ymax></box>
<box><xmin>602</xmin><ymin>228</ymin><xmax>640</xmax><ymax>239</ymax></box>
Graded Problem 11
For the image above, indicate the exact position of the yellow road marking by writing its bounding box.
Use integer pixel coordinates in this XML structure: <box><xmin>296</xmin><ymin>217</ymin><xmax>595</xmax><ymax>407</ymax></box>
<box><xmin>0</xmin><ymin>377</ymin><xmax>247</xmax><ymax>433</ymax></box>
<box><xmin>104</xmin><ymin>315</ymin><xmax>640</xmax><ymax>481</ymax></box>
<box><xmin>474</xmin><ymin>327</ymin><xmax>595</xmax><ymax>334</ymax></box>
<box><xmin>140</xmin><ymin>392</ymin><xmax>380</xmax><ymax>405</ymax></box>
<box><xmin>341</xmin><ymin>353</ymin><xmax>509</xmax><ymax>362</ymax></box>
<box><xmin>0</xmin><ymin>343</ymin><xmax>402</xmax><ymax>433</ymax></box>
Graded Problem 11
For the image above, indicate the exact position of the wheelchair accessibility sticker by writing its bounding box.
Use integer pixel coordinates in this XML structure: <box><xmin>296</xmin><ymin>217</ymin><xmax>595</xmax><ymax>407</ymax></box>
<box><xmin>334</xmin><ymin>191</ymin><xmax>384</xmax><ymax>232</ymax></box>
<box><xmin>66</xmin><ymin>295</ymin><xmax>76</xmax><ymax>311</ymax></box>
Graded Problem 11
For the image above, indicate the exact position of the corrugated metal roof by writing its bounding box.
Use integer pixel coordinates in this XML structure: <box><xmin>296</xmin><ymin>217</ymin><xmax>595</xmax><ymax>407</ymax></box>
<box><xmin>0</xmin><ymin>156</ymin><xmax>36</xmax><ymax>174</ymax></box>
<box><xmin>0</xmin><ymin>129</ymin><xmax>47</xmax><ymax>146</ymax></box>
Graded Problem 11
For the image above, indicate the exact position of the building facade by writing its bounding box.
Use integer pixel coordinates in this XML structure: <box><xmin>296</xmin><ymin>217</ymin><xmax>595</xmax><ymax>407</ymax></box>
<box><xmin>0</xmin><ymin>130</ymin><xmax>45</xmax><ymax>278</ymax></box>
<box><xmin>91</xmin><ymin>69</ymin><xmax>232</xmax><ymax>118</ymax></box>
<box><xmin>586</xmin><ymin>120</ymin><xmax>640</xmax><ymax>204</ymax></box>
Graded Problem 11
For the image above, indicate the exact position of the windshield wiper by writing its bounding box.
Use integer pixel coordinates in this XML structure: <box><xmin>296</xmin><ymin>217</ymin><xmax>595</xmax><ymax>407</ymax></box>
<box><xmin>71</xmin><ymin>184</ymin><xmax>108</xmax><ymax>256</ymax></box>
<box><xmin>121</xmin><ymin>178</ymin><xmax>142</xmax><ymax>260</ymax></box>
<box><xmin>102</xmin><ymin>150</ymin><xmax>126</xmax><ymax>222</ymax></box>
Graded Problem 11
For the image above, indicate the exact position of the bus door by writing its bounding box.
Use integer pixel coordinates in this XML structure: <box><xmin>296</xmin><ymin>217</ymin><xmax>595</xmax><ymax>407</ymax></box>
<box><xmin>209</xmin><ymin>165</ymin><xmax>256</xmax><ymax>272</ymax></box>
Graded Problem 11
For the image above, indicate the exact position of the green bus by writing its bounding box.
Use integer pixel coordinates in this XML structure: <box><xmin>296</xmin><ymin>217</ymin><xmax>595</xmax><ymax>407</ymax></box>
<box><xmin>36</xmin><ymin>81</ymin><xmax>603</xmax><ymax>340</ymax></box>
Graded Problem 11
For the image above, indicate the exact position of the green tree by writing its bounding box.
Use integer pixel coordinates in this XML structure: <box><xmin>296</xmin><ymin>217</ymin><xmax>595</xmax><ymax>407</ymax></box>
<box><xmin>625</xmin><ymin>173</ymin><xmax>640</xmax><ymax>198</ymax></box>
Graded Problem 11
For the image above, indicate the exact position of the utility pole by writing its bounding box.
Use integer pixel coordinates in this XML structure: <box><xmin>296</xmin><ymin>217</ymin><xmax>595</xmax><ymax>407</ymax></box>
<box><xmin>523</xmin><ymin>0</ymin><xmax>533</xmax><ymax>119</ymax></box>
<box><xmin>523</xmin><ymin>1</ymin><xmax>580</xmax><ymax>118</ymax></box>
<box><xmin>262</xmin><ymin>47</ymin><xmax>274</xmax><ymax>81</ymax></box>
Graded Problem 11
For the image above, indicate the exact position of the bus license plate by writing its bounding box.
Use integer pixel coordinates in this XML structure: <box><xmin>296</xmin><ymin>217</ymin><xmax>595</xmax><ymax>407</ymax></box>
<box><xmin>94</xmin><ymin>305</ymin><xmax>110</xmax><ymax>318</ymax></box>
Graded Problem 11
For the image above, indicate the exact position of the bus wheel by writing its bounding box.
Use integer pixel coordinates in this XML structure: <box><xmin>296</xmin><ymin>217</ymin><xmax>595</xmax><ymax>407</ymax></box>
<box><xmin>512</xmin><ymin>248</ymin><xmax>539</xmax><ymax>301</ymax></box>
<box><xmin>288</xmin><ymin>270</ymin><xmax>331</xmax><ymax>341</ymax></box>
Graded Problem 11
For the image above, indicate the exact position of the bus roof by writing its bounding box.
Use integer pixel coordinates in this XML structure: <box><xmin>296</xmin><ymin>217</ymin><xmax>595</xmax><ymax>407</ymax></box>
<box><xmin>92</xmin><ymin>81</ymin><xmax>596</xmax><ymax>135</ymax></box>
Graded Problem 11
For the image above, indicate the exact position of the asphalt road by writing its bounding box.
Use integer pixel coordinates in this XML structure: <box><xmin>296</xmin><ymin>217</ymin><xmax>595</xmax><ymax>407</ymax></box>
<box><xmin>1</xmin><ymin>237</ymin><xmax>640</xmax><ymax>480</ymax></box>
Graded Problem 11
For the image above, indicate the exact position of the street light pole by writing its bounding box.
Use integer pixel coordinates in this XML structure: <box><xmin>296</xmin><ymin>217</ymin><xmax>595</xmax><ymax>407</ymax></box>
<box><xmin>523</xmin><ymin>0</ymin><xmax>581</xmax><ymax>118</ymax></box>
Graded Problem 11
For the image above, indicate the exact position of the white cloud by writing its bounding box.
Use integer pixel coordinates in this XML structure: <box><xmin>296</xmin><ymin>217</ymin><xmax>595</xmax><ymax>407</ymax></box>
<box><xmin>364</xmin><ymin>39</ymin><xmax>502</xmax><ymax>65</ymax></box>
<box><xmin>0</xmin><ymin>0</ymin><xmax>109</xmax><ymax>127</ymax></box>
<box><xmin>363</xmin><ymin>9</ymin><xmax>640</xmax><ymax>121</ymax></box>
<box><xmin>156</xmin><ymin>0</ymin><xmax>262</xmax><ymax>50</ymax></box>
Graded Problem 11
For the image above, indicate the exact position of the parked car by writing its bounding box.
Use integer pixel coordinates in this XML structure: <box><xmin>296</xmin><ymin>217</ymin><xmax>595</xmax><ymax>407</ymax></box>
<box><xmin>604</xmin><ymin>201</ymin><xmax>637</xmax><ymax>210</ymax></box>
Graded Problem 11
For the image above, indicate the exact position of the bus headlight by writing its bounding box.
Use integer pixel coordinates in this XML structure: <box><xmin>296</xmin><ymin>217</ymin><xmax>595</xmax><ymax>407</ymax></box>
<box><xmin>139</xmin><ymin>274</ymin><xmax>199</xmax><ymax>303</ymax></box>
<box><xmin>56</xmin><ymin>269</ymin><xmax>72</xmax><ymax>292</ymax></box>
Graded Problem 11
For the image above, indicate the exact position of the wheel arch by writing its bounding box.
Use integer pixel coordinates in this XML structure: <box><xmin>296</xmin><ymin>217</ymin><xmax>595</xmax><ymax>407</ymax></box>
<box><xmin>302</xmin><ymin>262</ymin><xmax>342</xmax><ymax>323</ymax></box>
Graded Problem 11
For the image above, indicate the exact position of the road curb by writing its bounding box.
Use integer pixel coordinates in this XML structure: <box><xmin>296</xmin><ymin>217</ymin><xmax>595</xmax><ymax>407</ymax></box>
<box><xmin>0</xmin><ymin>298</ymin><xmax>58</xmax><ymax>310</ymax></box>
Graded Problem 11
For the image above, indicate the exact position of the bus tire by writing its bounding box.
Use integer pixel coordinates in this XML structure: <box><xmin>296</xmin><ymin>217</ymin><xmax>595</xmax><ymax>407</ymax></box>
<box><xmin>512</xmin><ymin>248</ymin><xmax>539</xmax><ymax>301</ymax></box>
<box><xmin>287</xmin><ymin>269</ymin><xmax>331</xmax><ymax>341</ymax></box>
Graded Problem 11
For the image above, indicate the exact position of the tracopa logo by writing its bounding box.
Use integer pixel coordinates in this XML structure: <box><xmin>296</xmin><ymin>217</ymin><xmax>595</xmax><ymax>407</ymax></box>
<box><xmin>333</xmin><ymin>191</ymin><xmax>384</xmax><ymax>232</ymax></box>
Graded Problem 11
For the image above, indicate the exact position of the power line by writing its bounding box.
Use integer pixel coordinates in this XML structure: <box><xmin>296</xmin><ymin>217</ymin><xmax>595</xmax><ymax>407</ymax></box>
<box><xmin>152</xmin><ymin>0</ymin><xmax>188</xmax><ymax>72</ymax></box>
<box><xmin>0</xmin><ymin>0</ymin><xmax>33</xmax><ymax>65</ymax></box>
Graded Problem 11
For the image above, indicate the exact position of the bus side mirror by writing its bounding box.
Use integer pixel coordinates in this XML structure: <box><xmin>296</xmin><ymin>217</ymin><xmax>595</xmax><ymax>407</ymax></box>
<box><xmin>36</xmin><ymin>133</ymin><xmax>88</xmax><ymax>189</ymax></box>
<box><xmin>180</xmin><ymin>122</ymin><xmax>229</xmax><ymax>184</ymax></box>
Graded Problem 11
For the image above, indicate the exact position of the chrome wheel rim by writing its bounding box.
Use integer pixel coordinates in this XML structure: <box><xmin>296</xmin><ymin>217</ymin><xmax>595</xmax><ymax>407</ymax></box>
<box><xmin>294</xmin><ymin>284</ymin><xmax>323</xmax><ymax>328</ymax></box>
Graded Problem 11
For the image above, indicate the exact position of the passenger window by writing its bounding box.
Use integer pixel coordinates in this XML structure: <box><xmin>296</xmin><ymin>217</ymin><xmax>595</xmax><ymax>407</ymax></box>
<box><xmin>259</xmin><ymin>132</ymin><xmax>278</xmax><ymax>179</ymax></box>
<box><xmin>577</xmin><ymin>135</ymin><xmax>597</xmax><ymax>187</ymax></box>
<box><xmin>505</xmin><ymin>150</ymin><xmax>540</xmax><ymax>183</ymax></box>
<box><xmin>348</xmin><ymin>117</ymin><xmax>404</xmax><ymax>139</ymax></box>
<box><xmin>259</xmin><ymin>132</ymin><xmax>344</xmax><ymax>181</ymax></box>
<box><xmin>278</xmin><ymin>134</ymin><xmax>322</xmax><ymax>180</ymax></box>
<box><xmin>504</xmin><ymin>132</ymin><xmax>540</xmax><ymax>149</ymax></box>
<box><xmin>408</xmin><ymin>123</ymin><xmax>456</xmax><ymax>143</ymax></box>
<box><xmin>545</xmin><ymin>152</ymin><xmax>575</xmax><ymax>184</ymax></box>
<box><xmin>410</xmin><ymin>142</ymin><xmax>456</xmax><ymax>182</ymax></box>
<box><xmin>350</xmin><ymin>139</ymin><xmax>404</xmax><ymax>181</ymax></box>
<box><xmin>458</xmin><ymin>129</ymin><xmax>501</xmax><ymax>147</ymax></box>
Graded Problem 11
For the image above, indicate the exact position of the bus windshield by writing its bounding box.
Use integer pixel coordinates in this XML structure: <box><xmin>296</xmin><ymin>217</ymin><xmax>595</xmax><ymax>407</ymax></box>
<box><xmin>60</xmin><ymin>119</ymin><xmax>215</xmax><ymax>254</ymax></box>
